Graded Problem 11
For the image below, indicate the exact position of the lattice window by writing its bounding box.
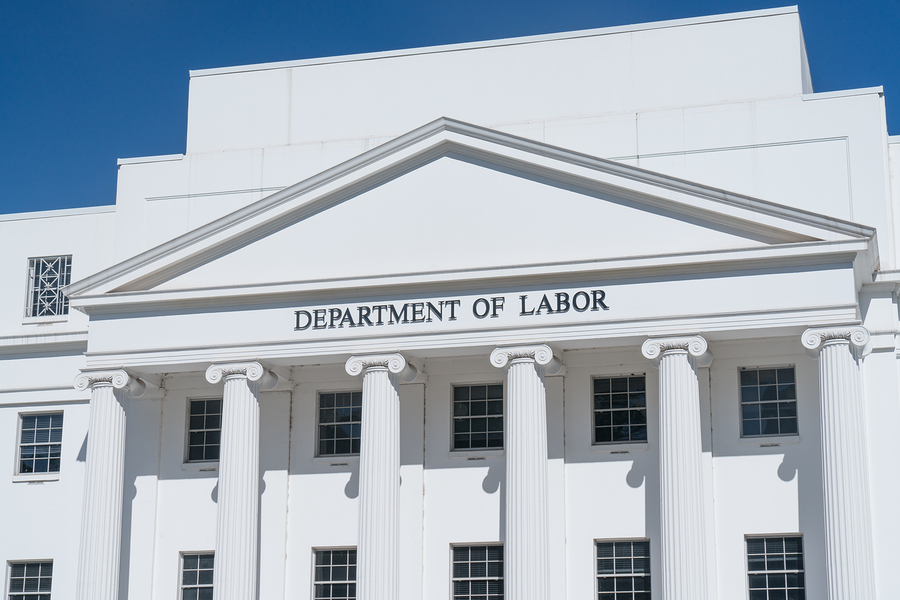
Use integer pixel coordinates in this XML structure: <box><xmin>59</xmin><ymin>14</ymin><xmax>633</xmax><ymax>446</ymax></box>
<box><xmin>596</xmin><ymin>540</ymin><xmax>651</xmax><ymax>600</ymax></box>
<box><xmin>318</xmin><ymin>392</ymin><xmax>362</xmax><ymax>456</ymax></box>
<box><xmin>747</xmin><ymin>536</ymin><xmax>805</xmax><ymax>600</ymax></box>
<box><xmin>187</xmin><ymin>399</ymin><xmax>221</xmax><ymax>462</ymax></box>
<box><xmin>314</xmin><ymin>549</ymin><xmax>356</xmax><ymax>600</ymax></box>
<box><xmin>593</xmin><ymin>376</ymin><xmax>647</xmax><ymax>444</ymax></box>
<box><xmin>181</xmin><ymin>553</ymin><xmax>214</xmax><ymax>600</ymax></box>
<box><xmin>452</xmin><ymin>545</ymin><xmax>504</xmax><ymax>600</ymax></box>
<box><xmin>18</xmin><ymin>413</ymin><xmax>63</xmax><ymax>474</ymax></box>
<box><xmin>452</xmin><ymin>384</ymin><xmax>504</xmax><ymax>450</ymax></box>
<box><xmin>740</xmin><ymin>367</ymin><xmax>798</xmax><ymax>437</ymax></box>
<box><xmin>26</xmin><ymin>256</ymin><xmax>71</xmax><ymax>318</ymax></box>
<box><xmin>7</xmin><ymin>561</ymin><xmax>52</xmax><ymax>600</ymax></box>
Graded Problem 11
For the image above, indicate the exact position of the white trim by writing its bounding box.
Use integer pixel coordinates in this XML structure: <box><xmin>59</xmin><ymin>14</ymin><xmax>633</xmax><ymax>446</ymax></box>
<box><xmin>190</xmin><ymin>7</ymin><xmax>798</xmax><ymax>78</ymax></box>
<box><xmin>117</xmin><ymin>154</ymin><xmax>184</xmax><ymax>166</ymax></box>
<box><xmin>0</xmin><ymin>205</ymin><xmax>114</xmax><ymax>223</ymax></box>
<box><xmin>802</xmin><ymin>87</ymin><xmax>884</xmax><ymax>101</ymax></box>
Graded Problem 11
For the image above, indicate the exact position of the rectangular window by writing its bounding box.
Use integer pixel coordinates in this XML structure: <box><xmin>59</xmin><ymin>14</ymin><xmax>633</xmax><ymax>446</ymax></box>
<box><xmin>314</xmin><ymin>548</ymin><xmax>356</xmax><ymax>600</ymax></box>
<box><xmin>187</xmin><ymin>399</ymin><xmax>221</xmax><ymax>462</ymax></box>
<box><xmin>7</xmin><ymin>561</ymin><xmax>52</xmax><ymax>600</ymax></box>
<box><xmin>18</xmin><ymin>413</ymin><xmax>63</xmax><ymax>474</ymax></box>
<box><xmin>26</xmin><ymin>255</ymin><xmax>72</xmax><ymax>318</ymax></box>
<box><xmin>746</xmin><ymin>536</ymin><xmax>805</xmax><ymax>600</ymax></box>
<box><xmin>318</xmin><ymin>392</ymin><xmax>362</xmax><ymax>456</ymax></box>
<box><xmin>593</xmin><ymin>376</ymin><xmax>647</xmax><ymax>444</ymax></box>
<box><xmin>596</xmin><ymin>540</ymin><xmax>651</xmax><ymax>600</ymax></box>
<box><xmin>181</xmin><ymin>552</ymin><xmax>214</xmax><ymax>600</ymax></box>
<box><xmin>740</xmin><ymin>367</ymin><xmax>798</xmax><ymax>437</ymax></box>
<box><xmin>452</xmin><ymin>384</ymin><xmax>504</xmax><ymax>450</ymax></box>
<box><xmin>452</xmin><ymin>545</ymin><xmax>503</xmax><ymax>600</ymax></box>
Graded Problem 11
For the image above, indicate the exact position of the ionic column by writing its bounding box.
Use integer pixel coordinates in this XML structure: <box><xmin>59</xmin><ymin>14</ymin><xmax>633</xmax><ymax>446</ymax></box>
<box><xmin>345</xmin><ymin>354</ymin><xmax>418</xmax><ymax>600</ymax></box>
<box><xmin>490</xmin><ymin>344</ymin><xmax>562</xmax><ymax>600</ymax></box>
<box><xmin>641</xmin><ymin>336</ymin><xmax>712</xmax><ymax>600</ymax></box>
<box><xmin>802</xmin><ymin>327</ymin><xmax>876</xmax><ymax>600</ymax></box>
<box><xmin>205</xmin><ymin>361</ymin><xmax>278</xmax><ymax>600</ymax></box>
<box><xmin>73</xmin><ymin>369</ymin><xmax>146</xmax><ymax>600</ymax></box>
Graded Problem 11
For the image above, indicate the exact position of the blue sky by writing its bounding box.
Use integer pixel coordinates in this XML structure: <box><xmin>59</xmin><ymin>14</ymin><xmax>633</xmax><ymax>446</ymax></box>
<box><xmin>1</xmin><ymin>0</ymin><xmax>898</xmax><ymax>215</ymax></box>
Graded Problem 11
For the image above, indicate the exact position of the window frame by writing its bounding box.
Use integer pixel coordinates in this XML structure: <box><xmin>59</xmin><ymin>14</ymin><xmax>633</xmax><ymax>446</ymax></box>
<box><xmin>449</xmin><ymin>382</ymin><xmax>505</xmax><ymax>455</ymax></box>
<box><xmin>591</xmin><ymin>373</ymin><xmax>648</xmax><ymax>447</ymax></box>
<box><xmin>449</xmin><ymin>543</ymin><xmax>504</xmax><ymax>600</ymax></box>
<box><xmin>179</xmin><ymin>551</ymin><xmax>214</xmax><ymax>600</ymax></box>
<box><xmin>315</xmin><ymin>390</ymin><xmax>363</xmax><ymax>459</ymax></box>
<box><xmin>183</xmin><ymin>397</ymin><xmax>222</xmax><ymax>465</ymax></box>
<box><xmin>594</xmin><ymin>538</ymin><xmax>652</xmax><ymax>600</ymax></box>
<box><xmin>311</xmin><ymin>546</ymin><xmax>357</xmax><ymax>600</ymax></box>
<box><xmin>13</xmin><ymin>411</ymin><xmax>63</xmax><ymax>482</ymax></box>
<box><xmin>6</xmin><ymin>559</ymin><xmax>54</xmax><ymax>600</ymax></box>
<box><xmin>23</xmin><ymin>255</ymin><xmax>72</xmax><ymax>321</ymax></box>
<box><xmin>737</xmin><ymin>365</ymin><xmax>800</xmax><ymax>441</ymax></box>
<box><xmin>744</xmin><ymin>534</ymin><xmax>805</xmax><ymax>600</ymax></box>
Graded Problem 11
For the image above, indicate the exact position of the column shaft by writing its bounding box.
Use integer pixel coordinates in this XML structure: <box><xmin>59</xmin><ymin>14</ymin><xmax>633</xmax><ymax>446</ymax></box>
<box><xmin>213</xmin><ymin>375</ymin><xmax>261</xmax><ymax>600</ymax></box>
<box><xmin>505</xmin><ymin>358</ymin><xmax>551</xmax><ymax>600</ymax></box>
<box><xmin>76</xmin><ymin>384</ymin><xmax>128</xmax><ymax>600</ymax></box>
<box><xmin>656</xmin><ymin>348</ymin><xmax>708</xmax><ymax>600</ymax></box>
<box><xmin>357</xmin><ymin>366</ymin><xmax>400</xmax><ymax>600</ymax></box>
<box><xmin>817</xmin><ymin>340</ymin><xmax>876</xmax><ymax>599</ymax></box>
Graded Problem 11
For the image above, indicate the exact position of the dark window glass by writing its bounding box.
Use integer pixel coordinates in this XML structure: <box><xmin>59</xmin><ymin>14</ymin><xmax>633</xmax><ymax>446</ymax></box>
<box><xmin>318</xmin><ymin>392</ymin><xmax>363</xmax><ymax>456</ymax></box>
<box><xmin>452</xmin><ymin>545</ymin><xmax>503</xmax><ymax>600</ymax></box>
<box><xmin>8</xmin><ymin>561</ymin><xmax>52</xmax><ymax>600</ymax></box>
<box><xmin>594</xmin><ymin>376</ymin><xmax>647</xmax><ymax>444</ymax></box>
<box><xmin>19</xmin><ymin>412</ymin><xmax>63</xmax><ymax>474</ymax></box>
<box><xmin>187</xmin><ymin>399</ymin><xmax>222</xmax><ymax>462</ymax></box>
<box><xmin>314</xmin><ymin>548</ymin><xmax>357</xmax><ymax>600</ymax></box>
<box><xmin>740</xmin><ymin>367</ymin><xmax>798</xmax><ymax>438</ymax></box>
<box><xmin>453</xmin><ymin>385</ymin><xmax>504</xmax><ymax>450</ymax></box>
<box><xmin>181</xmin><ymin>553</ymin><xmax>214</xmax><ymax>600</ymax></box>
<box><xmin>746</xmin><ymin>536</ymin><xmax>805</xmax><ymax>600</ymax></box>
<box><xmin>596</xmin><ymin>540</ymin><xmax>651</xmax><ymax>600</ymax></box>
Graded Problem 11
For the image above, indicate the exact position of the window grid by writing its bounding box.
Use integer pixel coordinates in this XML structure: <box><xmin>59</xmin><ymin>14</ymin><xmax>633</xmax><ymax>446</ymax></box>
<box><xmin>452</xmin><ymin>545</ymin><xmax>503</xmax><ymax>600</ymax></box>
<box><xmin>314</xmin><ymin>549</ymin><xmax>357</xmax><ymax>600</ymax></box>
<box><xmin>596</xmin><ymin>540</ymin><xmax>651</xmax><ymax>600</ymax></box>
<box><xmin>26</xmin><ymin>256</ymin><xmax>71</xmax><ymax>318</ymax></box>
<box><xmin>180</xmin><ymin>553</ymin><xmax>214</xmax><ymax>600</ymax></box>
<box><xmin>452</xmin><ymin>384</ymin><xmax>504</xmax><ymax>450</ymax></box>
<box><xmin>740</xmin><ymin>368</ymin><xmax>798</xmax><ymax>437</ymax></box>
<box><xmin>593</xmin><ymin>376</ymin><xmax>647</xmax><ymax>444</ymax></box>
<box><xmin>8</xmin><ymin>561</ymin><xmax>52</xmax><ymax>600</ymax></box>
<box><xmin>747</xmin><ymin>536</ymin><xmax>805</xmax><ymax>600</ymax></box>
<box><xmin>18</xmin><ymin>413</ymin><xmax>63</xmax><ymax>474</ymax></box>
<box><xmin>318</xmin><ymin>392</ymin><xmax>362</xmax><ymax>456</ymax></box>
<box><xmin>187</xmin><ymin>400</ymin><xmax>221</xmax><ymax>462</ymax></box>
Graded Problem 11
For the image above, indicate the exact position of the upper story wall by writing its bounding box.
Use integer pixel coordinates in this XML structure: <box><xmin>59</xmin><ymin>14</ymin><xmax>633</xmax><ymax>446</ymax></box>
<box><xmin>184</xmin><ymin>7</ymin><xmax>811</xmax><ymax>155</ymax></box>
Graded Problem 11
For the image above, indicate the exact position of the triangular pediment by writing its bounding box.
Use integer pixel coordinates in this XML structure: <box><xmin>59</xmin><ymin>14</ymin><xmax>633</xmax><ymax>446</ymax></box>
<box><xmin>68</xmin><ymin>118</ymin><xmax>874</xmax><ymax>304</ymax></box>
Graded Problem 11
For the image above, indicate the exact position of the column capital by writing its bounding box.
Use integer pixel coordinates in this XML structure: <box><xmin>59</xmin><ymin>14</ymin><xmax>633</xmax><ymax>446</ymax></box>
<box><xmin>345</xmin><ymin>352</ymin><xmax>419</xmax><ymax>383</ymax></box>
<box><xmin>802</xmin><ymin>326</ymin><xmax>871</xmax><ymax>358</ymax></box>
<box><xmin>205</xmin><ymin>360</ymin><xmax>278</xmax><ymax>390</ymax></box>
<box><xmin>74</xmin><ymin>369</ymin><xmax>146</xmax><ymax>397</ymax></box>
<box><xmin>641</xmin><ymin>335</ymin><xmax>712</xmax><ymax>367</ymax></box>
<box><xmin>489</xmin><ymin>344</ymin><xmax>563</xmax><ymax>375</ymax></box>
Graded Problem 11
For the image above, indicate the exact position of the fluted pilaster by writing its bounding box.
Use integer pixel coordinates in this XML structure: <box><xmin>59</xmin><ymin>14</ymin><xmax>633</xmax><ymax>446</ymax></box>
<box><xmin>490</xmin><ymin>344</ymin><xmax>561</xmax><ymax>600</ymax></box>
<box><xmin>345</xmin><ymin>353</ymin><xmax>418</xmax><ymax>600</ymax></box>
<box><xmin>73</xmin><ymin>369</ymin><xmax>145</xmax><ymax>600</ymax></box>
<box><xmin>205</xmin><ymin>361</ymin><xmax>277</xmax><ymax>600</ymax></box>
<box><xmin>642</xmin><ymin>336</ymin><xmax>711</xmax><ymax>600</ymax></box>
<box><xmin>802</xmin><ymin>327</ymin><xmax>875</xmax><ymax>600</ymax></box>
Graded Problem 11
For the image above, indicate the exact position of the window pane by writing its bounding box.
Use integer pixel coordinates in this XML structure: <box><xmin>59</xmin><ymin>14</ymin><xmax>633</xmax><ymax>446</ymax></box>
<box><xmin>594</xmin><ymin>376</ymin><xmax>647</xmax><ymax>444</ymax></box>
<box><xmin>740</xmin><ymin>367</ymin><xmax>798</xmax><ymax>438</ymax></box>
<box><xmin>596</xmin><ymin>540</ymin><xmax>650</xmax><ymax>597</ymax></box>
<box><xmin>452</xmin><ymin>545</ymin><xmax>503</xmax><ymax>600</ymax></box>
<box><xmin>453</xmin><ymin>385</ymin><xmax>504</xmax><ymax>450</ymax></box>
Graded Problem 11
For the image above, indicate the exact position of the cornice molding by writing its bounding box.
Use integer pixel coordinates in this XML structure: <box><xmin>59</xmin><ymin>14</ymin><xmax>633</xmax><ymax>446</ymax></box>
<box><xmin>73</xmin><ymin>369</ymin><xmax>146</xmax><ymax>397</ymax></box>
<box><xmin>205</xmin><ymin>360</ymin><xmax>279</xmax><ymax>389</ymax></box>
<box><xmin>642</xmin><ymin>335</ymin><xmax>713</xmax><ymax>367</ymax></box>
<box><xmin>802</xmin><ymin>326</ymin><xmax>871</xmax><ymax>358</ymax></box>
<box><xmin>345</xmin><ymin>352</ymin><xmax>420</xmax><ymax>383</ymax></box>
<box><xmin>490</xmin><ymin>344</ymin><xmax>563</xmax><ymax>375</ymax></box>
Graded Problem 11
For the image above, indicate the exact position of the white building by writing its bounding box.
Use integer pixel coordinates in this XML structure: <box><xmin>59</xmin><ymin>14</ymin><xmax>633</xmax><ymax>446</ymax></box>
<box><xmin>3</xmin><ymin>6</ymin><xmax>900</xmax><ymax>600</ymax></box>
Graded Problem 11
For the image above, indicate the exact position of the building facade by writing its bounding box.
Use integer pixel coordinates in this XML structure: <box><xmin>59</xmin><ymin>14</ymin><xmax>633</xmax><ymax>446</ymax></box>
<box><xmin>3</xmin><ymin>6</ymin><xmax>900</xmax><ymax>600</ymax></box>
